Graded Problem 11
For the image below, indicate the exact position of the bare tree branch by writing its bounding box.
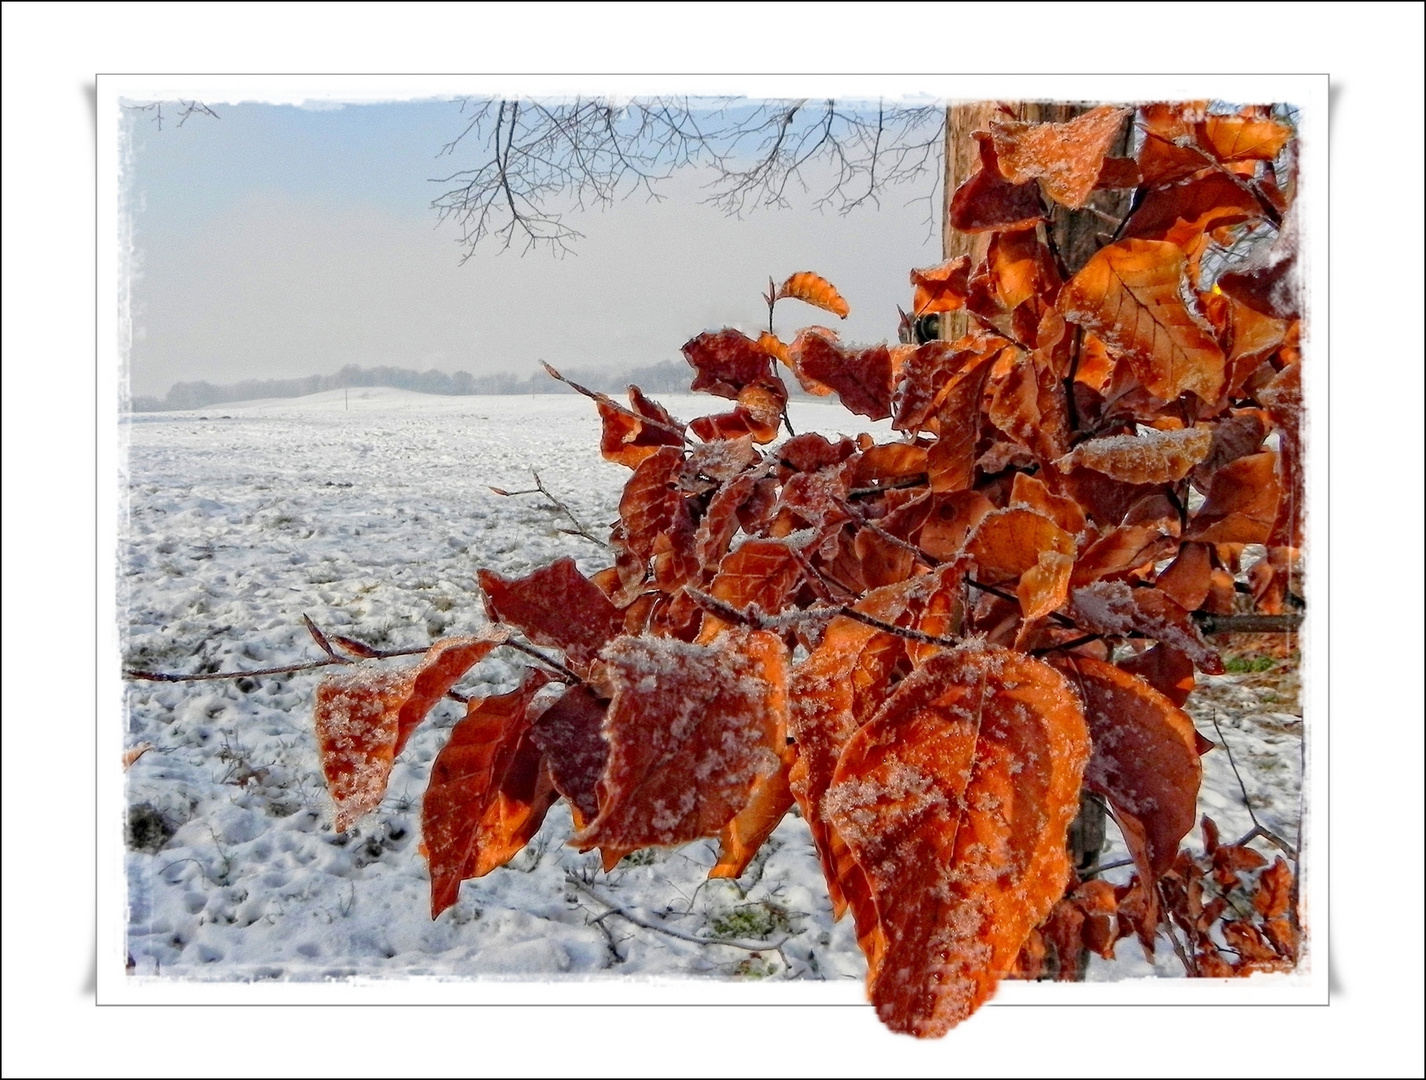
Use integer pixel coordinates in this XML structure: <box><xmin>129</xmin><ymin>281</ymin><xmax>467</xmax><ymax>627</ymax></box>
<box><xmin>428</xmin><ymin>96</ymin><xmax>947</xmax><ymax>258</ymax></box>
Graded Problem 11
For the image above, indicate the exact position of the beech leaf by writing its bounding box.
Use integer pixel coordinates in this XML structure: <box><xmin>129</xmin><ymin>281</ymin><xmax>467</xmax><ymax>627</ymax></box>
<box><xmin>478</xmin><ymin>557</ymin><xmax>622</xmax><ymax>671</ymax></box>
<box><xmin>776</xmin><ymin>270</ymin><xmax>850</xmax><ymax>318</ymax></box>
<box><xmin>1057</xmin><ymin>239</ymin><xmax>1227</xmax><ymax>402</ymax></box>
<box><xmin>990</xmin><ymin>105</ymin><xmax>1131</xmax><ymax>209</ymax></box>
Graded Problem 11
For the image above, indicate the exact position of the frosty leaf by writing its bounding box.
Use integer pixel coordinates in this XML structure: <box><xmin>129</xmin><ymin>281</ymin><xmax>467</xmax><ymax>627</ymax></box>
<box><xmin>710</xmin><ymin>747</ymin><xmax>795</xmax><ymax>879</ymax></box>
<box><xmin>687</xmin><ymin>434</ymin><xmax>761</xmax><ymax>482</ymax></box>
<box><xmin>529</xmin><ymin>684</ymin><xmax>608</xmax><ymax>830</ymax></box>
<box><xmin>1057</xmin><ymin>426</ymin><xmax>1213</xmax><ymax>485</ymax></box>
<box><xmin>694</xmin><ymin>472</ymin><xmax>759</xmax><ymax>567</ymax></box>
<box><xmin>1057</xmin><ymin>239</ymin><xmax>1227</xmax><ymax>402</ymax></box>
<box><xmin>990</xmin><ymin>105</ymin><xmax>1131</xmax><ymax>209</ymax></box>
<box><xmin>824</xmin><ymin>648</ymin><xmax>1090</xmax><ymax>1036</ymax></box>
<box><xmin>788</xmin><ymin>329</ymin><xmax>896</xmax><ymax>421</ymax></box>
<box><xmin>986</xmin><ymin>349</ymin><xmax>1068</xmax><ymax>461</ymax></box>
<box><xmin>1185</xmin><ymin>452</ymin><xmax>1281</xmax><ymax>545</ymax></box>
<box><xmin>964</xmin><ymin>507</ymin><xmax>1076</xmax><ymax>585</ymax></box>
<box><xmin>1059</xmin><ymin>655</ymin><xmax>1203</xmax><ymax>877</ymax></box>
<box><xmin>1192</xmin><ymin>411</ymin><xmax>1269</xmax><ymax>488</ymax></box>
<box><xmin>925</xmin><ymin>351</ymin><xmax>998</xmax><ymax>493</ymax></box>
<box><xmin>423</xmin><ymin>671</ymin><xmax>556</xmax><ymax>918</ymax></box>
<box><xmin>1072</xmin><ymin>579</ymin><xmax>1224</xmax><ymax>673</ymax></box>
<box><xmin>909</xmin><ymin>256</ymin><xmax>970</xmax><ymax>316</ymax></box>
<box><xmin>776</xmin><ymin>432</ymin><xmax>855</xmax><ymax>475</ymax></box>
<box><xmin>1117</xmin><ymin>644</ymin><xmax>1195</xmax><ymax>707</ymax></box>
<box><xmin>314</xmin><ymin>632</ymin><xmax>508</xmax><ymax>832</ymax></box>
<box><xmin>776</xmin><ymin>270</ymin><xmax>850</xmax><ymax>318</ymax></box>
<box><xmin>1253</xmin><ymin>857</ymin><xmax>1294</xmax><ymax>920</ymax></box>
<box><xmin>949</xmin><ymin>131</ymin><xmax>1045</xmax><ymax>234</ymax></box>
<box><xmin>850</xmin><ymin>443</ymin><xmax>928</xmax><ymax>488</ymax></box>
<box><xmin>596</xmin><ymin>386</ymin><xmax>685</xmax><ymax>468</ymax></box>
<box><xmin>987</xmin><ymin>230</ymin><xmax>1057</xmax><ymax>310</ymax></box>
<box><xmin>895</xmin><ymin>332</ymin><xmax>1004</xmax><ymax>439</ymax></box>
<box><xmin>478</xmin><ymin>557</ymin><xmax>622</xmax><ymax>670</ymax></box>
<box><xmin>572</xmin><ymin>631</ymin><xmax>788</xmax><ymax>852</ymax></box>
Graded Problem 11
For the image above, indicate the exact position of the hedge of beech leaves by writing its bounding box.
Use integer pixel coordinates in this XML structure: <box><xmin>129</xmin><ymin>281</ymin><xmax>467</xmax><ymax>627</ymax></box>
<box><xmin>310</xmin><ymin>102</ymin><xmax>1304</xmax><ymax>1037</ymax></box>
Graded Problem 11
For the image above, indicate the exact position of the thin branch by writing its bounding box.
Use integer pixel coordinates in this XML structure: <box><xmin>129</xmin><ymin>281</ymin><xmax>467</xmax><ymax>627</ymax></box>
<box><xmin>1194</xmin><ymin>612</ymin><xmax>1303</xmax><ymax>635</ymax></box>
<box><xmin>1209</xmin><ymin>710</ymin><xmax>1299</xmax><ymax>859</ymax></box>
<box><xmin>492</xmin><ymin>468</ymin><xmax>608</xmax><ymax>549</ymax></box>
<box><xmin>566</xmin><ymin>875</ymin><xmax>790</xmax><ymax>953</ymax></box>
<box><xmin>540</xmin><ymin>362</ymin><xmax>693</xmax><ymax>445</ymax></box>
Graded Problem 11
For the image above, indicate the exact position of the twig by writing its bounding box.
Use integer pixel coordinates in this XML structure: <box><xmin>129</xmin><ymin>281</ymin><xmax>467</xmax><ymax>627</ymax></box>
<box><xmin>566</xmin><ymin>875</ymin><xmax>789</xmax><ymax>953</ymax></box>
<box><xmin>493</xmin><ymin>468</ymin><xmax>608</xmax><ymax>548</ymax></box>
<box><xmin>500</xmin><ymin>639</ymin><xmax>583</xmax><ymax>684</ymax></box>
<box><xmin>541</xmin><ymin>362</ymin><xmax>692</xmax><ymax>445</ymax></box>
<box><xmin>1208</xmin><ymin>711</ymin><xmax>1299</xmax><ymax>859</ymax></box>
<box><xmin>1194</xmin><ymin>612</ymin><xmax>1303</xmax><ymax>635</ymax></box>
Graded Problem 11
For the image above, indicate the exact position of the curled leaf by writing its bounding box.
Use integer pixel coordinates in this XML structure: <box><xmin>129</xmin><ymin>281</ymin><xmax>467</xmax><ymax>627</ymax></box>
<box><xmin>990</xmin><ymin>105</ymin><xmax>1132</xmax><ymax>209</ymax></box>
<box><xmin>776</xmin><ymin>270</ymin><xmax>850</xmax><ymax>318</ymax></box>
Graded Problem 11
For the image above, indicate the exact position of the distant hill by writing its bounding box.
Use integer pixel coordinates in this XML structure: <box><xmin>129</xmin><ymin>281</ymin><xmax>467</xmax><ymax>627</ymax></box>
<box><xmin>128</xmin><ymin>360</ymin><xmax>702</xmax><ymax>413</ymax></box>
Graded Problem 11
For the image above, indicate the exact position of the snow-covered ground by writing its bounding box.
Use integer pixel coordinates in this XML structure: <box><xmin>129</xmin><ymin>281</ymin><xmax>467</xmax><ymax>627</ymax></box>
<box><xmin>120</xmin><ymin>388</ymin><xmax>1304</xmax><ymax>984</ymax></box>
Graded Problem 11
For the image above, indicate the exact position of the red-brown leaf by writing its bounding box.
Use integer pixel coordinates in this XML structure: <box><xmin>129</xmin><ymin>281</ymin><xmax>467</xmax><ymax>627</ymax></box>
<box><xmin>423</xmin><ymin>670</ymin><xmax>556</xmax><ymax>917</ymax></box>
<box><xmin>1059</xmin><ymin>655</ymin><xmax>1203</xmax><ymax>877</ymax></box>
<box><xmin>1121</xmin><ymin>172</ymin><xmax>1263</xmax><ymax>242</ymax></box>
<box><xmin>918</xmin><ymin>490</ymin><xmax>995</xmax><ymax>561</ymax></box>
<box><xmin>1071</xmin><ymin>580</ymin><xmax>1223</xmax><ymax>673</ymax></box>
<box><xmin>1156</xmin><ymin>541</ymin><xmax>1214</xmax><ymax>612</ymax></box>
<box><xmin>596</xmin><ymin>387</ymin><xmax>685</xmax><ymax>468</ymax></box>
<box><xmin>314</xmin><ymin>632</ymin><xmax>508</xmax><ymax>832</ymax></box>
<box><xmin>478</xmin><ymin>557</ymin><xmax>622</xmax><ymax>671</ymax></box>
<box><xmin>990</xmin><ymin>105</ymin><xmax>1132</xmax><ymax>209</ymax></box>
<box><xmin>618</xmin><ymin>446</ymin><xmax>690</xmax><ymax>561</ymax></box>
<box><xmin>572</xmin><ymin>631</ymin><xmax>788</xmax><ymax>852</ymax></box>
<box><xmin>823</xmin><ymin>648</ymin><xmax>1090</xmax><ymax>1036</ymax></box>
<box><xmin>704</xmin><ymin>539</ymin><xmax>803</xmax><ymax>630</ymax></box>
<box><xmin>949</xmin><ymin>131</ymin><xmax>1046</xmax><ymax>234</ymax></box>
<box><xmin>1186</xmin><ymin>451</ymin><xmax>1281</xmax><ymax>545</ymax></box>
<box><xmin>681</xmin><ymin>328</ymin><xmax>777</xmax><ymax>398</ymax></box>
<box><xmin>965</xmin><ymin>507</ymin><xmax>1076</xmax><ymax>585</ymax></box>
<box><xmin>528</xmin><ymin>683</ymin><xmax>608</xmax><ymax>830</ymax></box>
<box><xmin>788</xmin><ymin>329</ymin><xmax>896</xmax><ymax>421</ymax></box>
<box><xmin>1057</xmin><ymin>239</ymin><xmax>1227</xmax><ymax>402</ymax></box>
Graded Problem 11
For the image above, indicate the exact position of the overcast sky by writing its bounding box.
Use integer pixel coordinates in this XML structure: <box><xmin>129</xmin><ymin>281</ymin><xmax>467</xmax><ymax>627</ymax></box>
<box><xmin>123</xmin><ymin>97</ymin><xmax>943</xmax><ymax>398</ymax></box>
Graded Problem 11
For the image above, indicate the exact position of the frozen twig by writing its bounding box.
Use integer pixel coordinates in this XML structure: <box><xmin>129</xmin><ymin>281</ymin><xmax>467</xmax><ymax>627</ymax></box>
<box><xmin>565</xmin><ymin>875</ymin><xmax>790</xmax><ymax>953</ymax></box>
<box><xmin>491</xmin><ymin>468</ymin><xmax>608</xmax><ymax>549</ymax></box>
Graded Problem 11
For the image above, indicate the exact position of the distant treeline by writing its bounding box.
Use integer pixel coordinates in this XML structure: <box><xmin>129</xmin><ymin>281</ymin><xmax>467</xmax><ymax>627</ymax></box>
<box><xmin>128</xmin><ymin>360</ymin><xmax>702</xmax><ymax>412</ymax></box>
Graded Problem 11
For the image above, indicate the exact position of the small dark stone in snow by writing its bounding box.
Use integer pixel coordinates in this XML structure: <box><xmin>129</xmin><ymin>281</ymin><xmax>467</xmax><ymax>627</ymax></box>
<box><xmin>127</xmin><ymin>802</ymin><xmax>179</xmax><ymax>854</ymax></box>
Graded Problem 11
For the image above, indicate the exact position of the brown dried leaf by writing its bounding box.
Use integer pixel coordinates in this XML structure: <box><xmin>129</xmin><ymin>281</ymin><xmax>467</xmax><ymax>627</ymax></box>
<box><xmin>965</xmin><ymin>507</ymin><xmax>1076</xmax><ymax>585</ymax></box>
<box><xmin>596</xmin><ymin>387</ymin><xmax>685</xmax><ymax>468</ymax></box>
<box><xmin>990</xmin><ymin>105</ymin><xmax>1132</xmax><ymax>209</ymax></box>
<box><xmin>478</xmin><ymin>557</ymin><xmax>622</xmax><ymax>671</ymax></box>
<box><xmin>681</xmin><ymin>328</ymin><xmax>777</xmax><ymax>398</ymax></box>
<box><xmin>528</xmin><ymin>684</ymin><xmax>608</xmax><ymax>830</ymax></box>
<box><xmin>1071</xmin><ymin>580</ymin><xmax>1223</xmax><ymax>673</ymax></box>
<box><xmin>572</xmin><ymin>631</ymin><xmax>788</xmax><ymax>852</ymax></box>
<box><xmin>788</xmin><ymin>329</ymin><xmax>896</xmax><ymax>421</ymax></box>
<box><xmin>1156</xmin><ymin>541</ymin><xmax>1213</xmax><ymax>612</ymax></box>
<box><xmin>949</xmin><ymin>131</ymin><xmax>1046</xmax><ymax>234</ymax></box>
<box><xmin>1060</xmin><ymin>655</ymin><xmax>1203</xmax><ymax>877</ymax></box>
<box><xmin>1017</xmin><ymin>550</ymin><xmax>1074</xmax><ymax>624</ymax></box>
<box><xmin>823</xmin><ymin>648</ymin><xmax>1090</xmax><ymax>1036</ymax></box>
<box><xmin>1186</xmin><ymin>451</ymin><xmax>1281</xmax><ymax>545</ymax></box>
<box><xmin>1058</xmin><ymin>239</ymin><xmax>1227</xmax><ymax>402</ymax></box>
<box><xmin>314</xmin><ymin>632</ymin><xmax>508</xmax><ymax>832</ymax></box>
<box><xmin>909</xmin><ymin>256</ymin><xmax>970</xmax><ymax>316</ymax></box>
<box><xmin>423</xmin><ymin>670</ymin><xmax>556</xmax><ymax>917</ymax></box>
<box><xmin>1057</xmin><ymin>426</ymin><xmax>1213</xmax><ymax>485</ymax></box>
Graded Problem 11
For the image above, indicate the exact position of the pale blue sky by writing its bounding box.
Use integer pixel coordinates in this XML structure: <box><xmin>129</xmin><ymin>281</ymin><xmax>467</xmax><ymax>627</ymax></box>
<box><xmin>124</xmin><ymin>98</ymin><xmax>943</xmax><ymax>398</ymax></box>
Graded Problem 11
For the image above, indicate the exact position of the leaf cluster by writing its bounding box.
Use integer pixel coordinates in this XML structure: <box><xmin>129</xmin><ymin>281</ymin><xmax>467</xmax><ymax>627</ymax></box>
<box><xmin>309</xmin><ymin>101</ymin><xmax>1304</xmax><ymax>1037</ymax></box>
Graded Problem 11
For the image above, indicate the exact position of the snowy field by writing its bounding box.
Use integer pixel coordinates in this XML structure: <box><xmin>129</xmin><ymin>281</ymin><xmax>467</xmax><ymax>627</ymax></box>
<box><xmin>120</xmin><ymin>388</ymin><xmax>1305</xmax><ymax>985</ymax></box>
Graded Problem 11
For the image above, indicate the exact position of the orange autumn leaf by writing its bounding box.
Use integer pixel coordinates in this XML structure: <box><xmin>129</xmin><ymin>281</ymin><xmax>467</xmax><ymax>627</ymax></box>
<box><xmin>1120</xmin><ymin>171</ymin><xmax>1263</xmax><ymax>243</ymax></box>
<box><xmin>1010</xmin><ymin>472</ymin><xmax>1086</xmax><ymax>537</ymax></box>
<box><xmin>1017</xmin><ymin>549</ymin><xmax>1074</xmax><ymax>623</ymax></box>
<box><xmin>710</xmin><ymin>741</ymin><xmax>796</xmax><ymax>879</ymax></box>
<box><xmin>572</xmin><ymin>630</ymin><xmax>788</xmax><ymax>853</ymax></box>
<box><xmin>988</xmin><ymin>230</ymin><xmax>1057</xmax><ymax>310</ymax></box>
<box><xmin>964</xmin><ymin>507</ymin><xmax>1076</xmax><ymax>585</ymax></box>
<box><xmin>701</xmin><ymin>539</ymin><xmax>803</xmax><ymax>635</ymax></box>
<box><xmin>1199</xmin><ymin>113</ymin><xmax>1293</xmax><ymax>163</ymax></box>
<box><xmin>1057</xmin><ymin>239</ymin><xmax>1227</xmax><ymax>402</ymax></box>
<box><xmin>617</xmin><ymin>446</ymin><xmax>690</xmax><ymax>561</ymax></box>
<box><xmin>925</xmin><ymin>353</ymin><xmax>999</xmax><ymax>493</ymax></box>
<box><xmin>681</xmin><ymin>328</ymin><xmax>778</xmax><ymax>398</ymax></box>
<box><xmin>1070</xmin><ymin>525</ymin><xmax>1175</xmax><ymax>587</ymax></box>
<box><xmin>596</xmin><ymin>386</ymin><xmax>685</xmax><ymax>468</ymax></box>
<box><xmin>990</xmin><ymin>105</ymin><xmax>1132</xmax><ymax>209</ymax></box>
<box><xmin>823</xmin><ymin>647</ymin><xmax>1090</xmax><ymax>1036</ymax></box>
<box><xmin>1186</xmin><ymin>451</ymin><xmax>1281</xmax><ymax>544</ymax></box>
<box><xmin>478</xmin><ymin>557</ymin><xmax>623</xmax><ymax>671</ymax></box>
<box><xmin>918</xmin><ymin>490</ymin><xmax>995</xmax><ymax>561</ymax></box>
<box><xmin>909</xmin><ymin>256</ymin><xmax>970</xmax><ymax>316</ymax></box>
<box><xmin>776</xmin><ymin>270</ymin><xmax>850</xmax><ymax>318</ymax></box>
<box><xmin>314</xmin><ymin>632</ymin><xmax>508</xmax><ymax>832</ymax></box>
<box><xmin>1253</xmin><ymin>857</ymin><xmax>1295</xmax><ymax>920</ymax></box>
<box><xmin>422</xmin><ymin>670</ymin><xmax>556</xmax><ymax>918</ymax></box>
<box><xmin>1057</xmin><ymin>426</ymin><xmax>1213</xmax><ymax>485</ymax></box>
<box><xmin>1059</xmin><ymin>655</ymin><xmax>1203</xmax><ymax>877</ymax></box>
